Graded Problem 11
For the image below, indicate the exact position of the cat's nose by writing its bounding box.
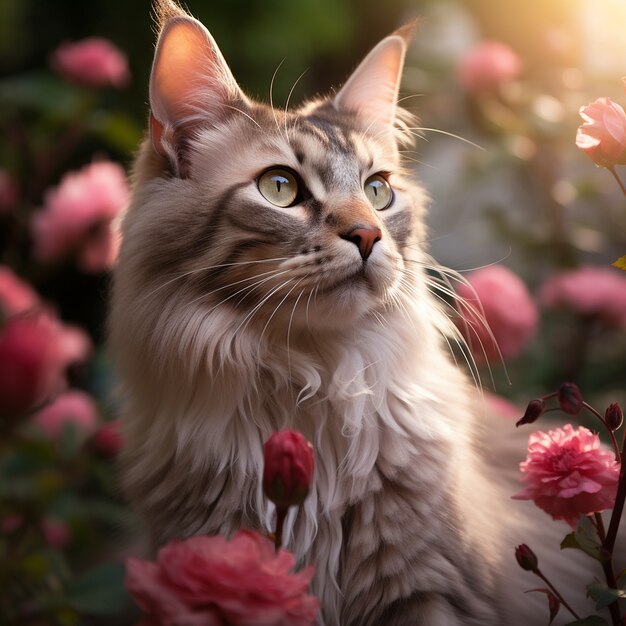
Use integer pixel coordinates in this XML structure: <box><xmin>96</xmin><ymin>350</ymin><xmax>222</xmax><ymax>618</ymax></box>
<box><xmin>341</xmin><ymin>226</ymin><xmax>382</xmax><ymax>260</ymax></box>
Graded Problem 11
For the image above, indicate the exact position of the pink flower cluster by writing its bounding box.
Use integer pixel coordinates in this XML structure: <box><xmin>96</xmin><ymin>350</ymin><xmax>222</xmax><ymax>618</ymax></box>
<box><xmin>456</xmin><ymin>265</ymin><xmax>538</xmax><ymax>363</ymax></box>
<box><xmin>0</xmin><ymin>266</ymin><xmax>91</xmax><ymax>417</ymax></box>
<box><xmin>31</xmin><ymin>161</ymin><xmax>129</xmax><ymax>273</ymax></box>
<box><xmin>50</xmin><ymin>37</ymin><xmax>130</xmax><ymax>89</ymax></box>
<box><xmin>2</xmin><ymin>514</ymin><xmax>71</xmax><ymax>549</ymax></box>
<box><xmin>456</xmin><ymin>41</ymin><xmax>522</xmax><ymax>94</ymax></box>
<box><xmin>456</xmin><ymin>264</ymin><xmax>626</xmax><ymax>365</ymax></box>
<box><xmin>126</xmin><ymin>530</ymin><xmax>319</xmax><ymax>626</ymax></box>
<box><xmin>539</xmin><ymin>266</ymin><xmax>626</xmax><ymax>328</ymax></box>
<box><xmin>513</xmin><ymin>424</ymin><xmax>619</xmax><ymax>527</ymax></box>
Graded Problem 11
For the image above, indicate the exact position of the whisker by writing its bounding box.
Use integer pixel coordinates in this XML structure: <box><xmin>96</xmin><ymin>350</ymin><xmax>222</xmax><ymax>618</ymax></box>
<box><xmin>304</xmin><ymin>284</ymin><xmax>316</xmax><ymax>330</ymax></box>
<box><xmin>404</xmin><ymin>127</ymin><xmax>485</xmax><ymax>151</ymax></box>
<box><xmin>269</xmin><ymin>59</ymin><xmax>287</xmax><ymax>143</ymax></box>
<box><xmin>260</xmin><ymin>277</ymin><xmax>306</xmax><ymax>343</ymax></box>
<box><xmin>182</xmin><ymin>267</ymin><xmax>290</xmax><ymax>309</ymax></box>
<box><xmin>143</xmin><ymin>256</ymin><xmax>290</xmax><ymax>300</ymax></box>
<box><xmin>401</xmin><ymin>275</ymin><xmax>484</xmax><ymax>391</ymax></box>
<box><xmin>284</xmin><ymin>68</ymin><xmax>309</xmax><ymax>137</ymax></box>
<box><xmin>192</xmin><ymin>268</ymin><xmax>291</xmax><ymax>313</ymax></box>
<box><xmin>404</xmin><ymin>261</ymin><xmax>509</xmax><ymax>388</ymax></box>
<box><xmin>287</xmin><ymin>287</ymin><xmax>307</xmax><ymax>376</ymax></box>
<box><xmin>222</xmin><ymin>103</ymin><xmax>262</xmax><ymax>129</ymax></box>
<box><xmin>235</xmin><ymin>277</ymin><xmax>295</xmax><ymax>338</ymax></box>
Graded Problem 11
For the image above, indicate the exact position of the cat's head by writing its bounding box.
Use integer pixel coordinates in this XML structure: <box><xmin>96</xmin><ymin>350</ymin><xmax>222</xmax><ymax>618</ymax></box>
<box><xmin>117</xmin><ymin>1</ymin><xmax>428</xmax><ymax>339</ymax></box>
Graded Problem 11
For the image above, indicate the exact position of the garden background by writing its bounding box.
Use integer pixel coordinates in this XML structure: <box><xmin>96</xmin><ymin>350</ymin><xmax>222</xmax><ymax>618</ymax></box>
<box><xmin>1</xmin><ymin>0</ymin><xmax>625</xmax><ymax>623</ymax></box>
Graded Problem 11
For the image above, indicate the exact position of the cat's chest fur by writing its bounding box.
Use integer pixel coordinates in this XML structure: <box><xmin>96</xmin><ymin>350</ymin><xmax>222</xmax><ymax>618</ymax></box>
<box><xmin>118</xmin><ymin>303</ymin><xmax>504</xmax><ymax>625</ymax></box>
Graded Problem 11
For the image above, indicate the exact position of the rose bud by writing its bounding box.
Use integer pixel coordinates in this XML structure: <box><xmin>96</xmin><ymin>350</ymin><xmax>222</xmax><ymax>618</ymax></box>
<box><xmin>516</xmin><ymin>398</ymin><xmax>546</xmax><ymax>427</ymax></box>
<box><xmin>576</xmin><ymin>97</ymin><xmax>626</xmax><ymax>168</ymax></box>
<box><xmin>263</xmin><ymin>430</ymin><xmax>314</xmax><ymax>510</ymax></box>
<box><xmin>558</xmin><ymin>382</ymin><xmax>583</xmax><ymax>415</ymax></box>
<box><xmin>515</xmin><ymin>544</ymin><xmax>539</xmax><ymax>572</ymax></box>
<box><xmin>605</xmin><ymin>403</ymin><xmax>624</xmax><ymax>431</ymax></box>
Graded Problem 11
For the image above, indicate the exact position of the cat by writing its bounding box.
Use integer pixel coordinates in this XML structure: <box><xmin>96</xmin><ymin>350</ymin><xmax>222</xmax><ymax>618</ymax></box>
<box><xmin>109</xmin><ymin>1</ymin><xmax>608</xmax><ymax>624</ymax></box>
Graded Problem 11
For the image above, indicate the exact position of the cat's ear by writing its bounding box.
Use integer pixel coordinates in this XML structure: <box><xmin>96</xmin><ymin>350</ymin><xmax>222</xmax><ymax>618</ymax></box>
<box><xmin>334</xmin><ymin>24</ymin><xmax>414</xmax><ymax>130</ymax></box>
<box><xmin>149</xmin><ymin>14</ymin><xmax>246</xmax><ymax>175</ymax></box>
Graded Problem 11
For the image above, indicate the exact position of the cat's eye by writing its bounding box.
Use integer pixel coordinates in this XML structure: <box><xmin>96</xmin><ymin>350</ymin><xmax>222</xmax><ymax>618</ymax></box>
<box><xmin>364</xmin><ymin>174</ymin><xmax>393</xmax><ymax>211</ymax></box>
<box><xmin>258</xmin><ymin>168</ymin><xmax>299</xmax><ymax>207</ymax></box>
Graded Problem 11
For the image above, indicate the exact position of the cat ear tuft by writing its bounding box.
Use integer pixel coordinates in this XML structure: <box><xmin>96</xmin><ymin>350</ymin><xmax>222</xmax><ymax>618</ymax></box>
<box><xmin>334</xmin><ymin>24</ymin><xmax>415</xmax><ymax>130</ymax></box>
<box><xmin>149</xmin><ymin>14</ymin><xmax>246</xmax><ymax>173</ymax></box>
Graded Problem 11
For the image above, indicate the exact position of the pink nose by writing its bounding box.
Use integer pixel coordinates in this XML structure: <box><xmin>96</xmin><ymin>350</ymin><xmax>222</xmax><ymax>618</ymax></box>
<box><xmin>341</xmin><ymin>226</ymin><xmax>382</xmax><ymax>260</ymax></box>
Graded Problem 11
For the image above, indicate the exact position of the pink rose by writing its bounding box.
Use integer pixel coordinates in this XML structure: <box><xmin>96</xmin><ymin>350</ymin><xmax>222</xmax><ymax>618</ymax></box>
<box><xmin>31</xmin><ymin>161</ymin><xmax>128</xmax><ymax>273</ymax></box>
<box><xmin>512</xmin><ymin>424</ymin><xmax>619</xmax><ymax>527</ymax></box>
<box><xmin>126</xmin><ymin>530</ymin><xmax>319</xmax><ymax>626</ymax></box>
<box><xmin>539</xmin><ymin>266</ymin><xmax>626</xmax><ymax>328</ymax></box>
<box><xmin>32</xmin><ymin>390</ymin><xmax>98</xmax><ymax>440</ymax></box>
<box><xmin>0</xmin><ymin>312</ymin><xmax>91</xmax><ymax>417</ymax></box>
<box><xmin>50</xmin><ymin>37</ymin><xmax>130</xmax><ymax>89</ymax></box>
<box><xmin>90</xmin><ymin>420</ymin><xmax>124</xmax><ymax>456</ymax></box>
<box><xmin>263</xmin><ymin>430</ymin><xmax>315</xmax><ymax>511</ymax></box>
<box><xmin>576</xmin><ymin>97</ymin><xmax>626</xmax><ymax>167</ymax></box>
<box><xmin>456</xmin><ymin>265</ymin><xmax>538</xmax><ymax>363</ymax></box>
<box><xmin>457</xmin><ymin>41</ymin><xmax>522</xmax><ymax>93</ymax></box>
<box><xmin>0</xmin><ymin>266</ymin><xmax>39</xmax><ymax>316</ymax></box>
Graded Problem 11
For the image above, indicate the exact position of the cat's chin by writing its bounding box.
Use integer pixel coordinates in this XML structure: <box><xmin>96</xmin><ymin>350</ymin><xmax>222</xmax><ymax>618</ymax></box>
<box><xmin>290</xmin><ymin>279</ymin><xmax>399</xmax><ymax>331</ymax></box>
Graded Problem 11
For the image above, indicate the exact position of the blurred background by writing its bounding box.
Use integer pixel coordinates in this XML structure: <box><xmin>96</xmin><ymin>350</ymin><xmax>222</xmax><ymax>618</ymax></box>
<box><xmin>0</xmin><ymin>0</ymin><xmax>625</xmax><ymax>623</ymax></box>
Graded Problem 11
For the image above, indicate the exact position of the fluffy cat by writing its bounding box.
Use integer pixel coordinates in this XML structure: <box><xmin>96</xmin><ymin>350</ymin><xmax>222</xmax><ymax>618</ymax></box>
<box><xmin>110</xmin><ymin>1</ymin><xmax>607</xmax><ymax>624</ymax></box>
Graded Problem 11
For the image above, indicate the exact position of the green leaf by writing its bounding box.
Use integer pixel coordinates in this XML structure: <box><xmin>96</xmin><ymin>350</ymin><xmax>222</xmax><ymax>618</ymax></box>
<box><xmin>560</xmin><ymin>516</ymin><xmax>605</xmax><ymax>562</ymax></box>
<box><xmin>89</xmin><ymin>111</ymin><xmax>142</xmax><ymax>153</ymax></box>
<box><xmin>0</xmin><ymin>72</ymin><xmax>86</xmax><ymax>118</ymax></box>
<box><xmin>563</xmin><ymin>617</ymin><xmax>609</xmax><ymax>626</ymax></box>
<box><xmin>65</xmin><ymin>561</ymin><xmax>131</xmax><ymax>616</ymax></box>
<box><xmin>612</xmin><ymin>255</ymin><xmax>626</xmax><ymax>271</ymax></box>
<box><xmin>586</xmin><ymin>579</ymin><xmax>626</xmax><ymax>610</ymax></box>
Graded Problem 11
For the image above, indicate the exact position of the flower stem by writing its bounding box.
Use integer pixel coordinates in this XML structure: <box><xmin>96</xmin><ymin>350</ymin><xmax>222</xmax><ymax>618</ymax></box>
<box><xmin>597</xmin><ymin>428</ymin><xmax>626</xmax><ymax>625</ymax></box>
<box><xmin>594</xmin><ymin>513</ymin><xmax>607</xmax><ymax>543</ymax></box>
<box><xmin>274</xmin><ymin>508</ymin><xmax>286</xmax><ymax>553</ymax></box>
<box><xmin>534</xmin><ymin>568</ymin><xmax>581</xmax><ymax>620</ymax></box>
<box><xmin>583</xmin><ymin>401</ymin><xmax>621</xmax><ymax>462</ymax></box>
<box><xmin>593</xmin><ymin>514</ymin><xmax>622</xmax><ymax>626</ymax></box>
<box><xmin>604</xmin><ymin>428</ymin><xmax>626</xmax><ymax>555</ymax></box>
<box><xmin>608</xmin><ymin>166</ymin><xmax>626</xmax><ymax>198</ymax></box>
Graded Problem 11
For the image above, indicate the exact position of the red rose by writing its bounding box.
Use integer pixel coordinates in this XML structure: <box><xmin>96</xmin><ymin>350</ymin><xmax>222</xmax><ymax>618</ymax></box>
<box><xmin>263</xmin><ymin>430</ymin><xmax>315</xmax><ymax>510</ymax></box>
<box><xmin>126</xmin><ymin>530</ymin><xmax>319</xmax><ymax>626</ymax></box>
<box><xmin>0</xmin><ymin>312</ymin><xmax>91</xmax><ymax>417</ymax></box>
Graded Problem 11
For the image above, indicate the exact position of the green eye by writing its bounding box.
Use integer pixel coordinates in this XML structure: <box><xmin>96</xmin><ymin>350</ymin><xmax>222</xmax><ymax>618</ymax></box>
<box><xmin>364</xmin><ymin>174</ymin><xmax>393</xmax><ymax>210</ymax></box>
<box><xmin>258</xmin><ymin>168</ymin><xmax>299</xmax><ymax>207</ymax></box>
